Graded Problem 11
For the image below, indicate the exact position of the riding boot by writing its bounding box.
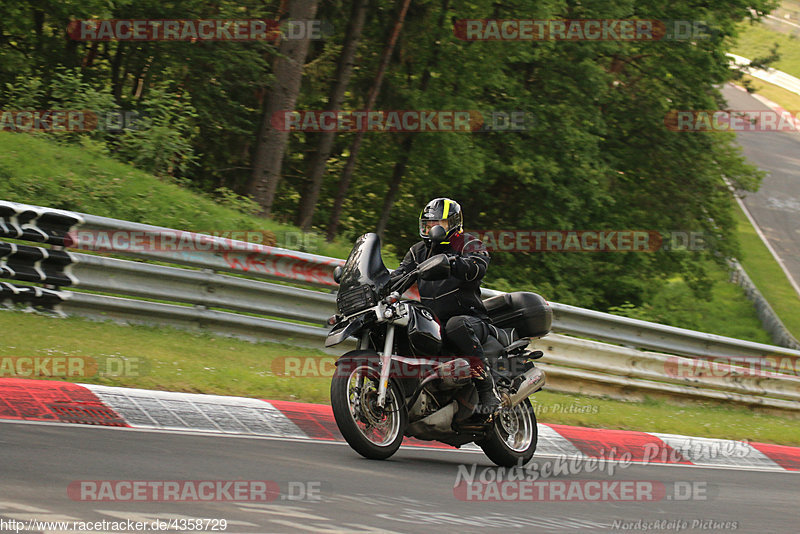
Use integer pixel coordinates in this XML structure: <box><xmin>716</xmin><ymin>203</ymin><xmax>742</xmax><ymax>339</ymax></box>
<box><xmin>472</xmin><ymin>365</ymin><xmax>501</xmax><ymax>419</ymax></box>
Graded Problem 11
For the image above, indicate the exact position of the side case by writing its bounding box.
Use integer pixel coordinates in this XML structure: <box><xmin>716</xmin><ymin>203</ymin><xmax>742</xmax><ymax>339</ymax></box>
<box><xmin>483</xmin><ymin>292</ymin><xmax>552</xmax><ymax>338</ymax></box>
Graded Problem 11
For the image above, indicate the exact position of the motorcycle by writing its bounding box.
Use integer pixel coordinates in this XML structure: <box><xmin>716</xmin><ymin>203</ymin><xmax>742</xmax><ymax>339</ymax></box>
<box><xmin>326</xmin><ymin>229</ymin><xmax>552</xmax><ymax>467</ymax></box>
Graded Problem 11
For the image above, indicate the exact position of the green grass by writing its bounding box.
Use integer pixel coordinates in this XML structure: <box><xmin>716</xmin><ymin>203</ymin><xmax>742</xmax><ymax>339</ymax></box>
<box><xmin>731</xmin><ymin>20</ymin><xmax>800</xmax><ymax>78</ymax></box>
<box><xmin>1</xmin><ymin>309</ymin><xmax>798</xmax><ymax>446</ymax></box>
<box><xmin>740</xmin><ymin>74</ymin><xmax>800</xmax><ymax>111</ymax></box>
<box><xmin>603</xmin><ymin>259</ymin><xmax>773</xmax><ymax>344</ymax></box>
<box><xmin>729</xmin><ymin>17</ymin><xmax>800</xmax><ymax>113</ymax></box>
<box><xmin>0</xmin><ymin>131</ymin><xmax>354</xmax><ymax>260</ymax></box>
<box><xmin>641</xmin><ymin>268</ymin><xmax>773</xmax><ymax>344</ymax></box>
<box><xmin>733</xmin><ymin>202</ymin><xmax>800</xmax><ymax>339</ymax></box>
<box><xmin>0</xmin><ymin>309</ymin><xmax>334</xmax><ymax>403</ymax></box>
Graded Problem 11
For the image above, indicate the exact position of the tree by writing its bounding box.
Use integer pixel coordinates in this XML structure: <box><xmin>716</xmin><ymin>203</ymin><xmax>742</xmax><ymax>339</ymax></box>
<box><xmin>375</xmin><ymin>0</ymin><xmax>450</xmax><ymax>237</ymax></box>
<box><xmin>248</xmin><ymin>0</ymin><xmax>319</xmax><ymax>217</ymax></box>
<box><xmin>296</xmin><ymin>0</ymin><xmax>370</xmax><ymax>231</ymax></box>
<box><xmin>326</xmin><ymin>0</ymin><xmax>413</xmax><ymax>241</ymax></box>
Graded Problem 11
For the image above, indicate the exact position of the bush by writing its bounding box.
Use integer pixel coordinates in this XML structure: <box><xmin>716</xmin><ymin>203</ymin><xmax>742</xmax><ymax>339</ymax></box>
<box><xmin>2</xmin><ymin>69</ymin><xmax>197</xmax><ymax>178</ymax></box>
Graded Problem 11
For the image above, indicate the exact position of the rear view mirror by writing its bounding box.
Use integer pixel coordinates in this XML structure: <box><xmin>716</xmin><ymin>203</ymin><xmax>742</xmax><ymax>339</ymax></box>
<box><xmin>333</xmin><ymin>265</ymin><xmax>343</xmax><ymax>284</ymax></box>
<box><xmin>428</xmin><ymin>224</ymin><xmax>447</xmax><ymax>244</ymax></box>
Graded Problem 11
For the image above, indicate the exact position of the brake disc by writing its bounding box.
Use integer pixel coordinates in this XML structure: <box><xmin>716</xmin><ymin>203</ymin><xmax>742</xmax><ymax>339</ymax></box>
<box><xmin>499</xmin><ymin>409</ymin><xmax>520</xmax><ymax>436</ymax></box>
<box><xmin>359</xmin><ymin>389</ymin><xmax>389</xmax><ymax>428</ymax></box>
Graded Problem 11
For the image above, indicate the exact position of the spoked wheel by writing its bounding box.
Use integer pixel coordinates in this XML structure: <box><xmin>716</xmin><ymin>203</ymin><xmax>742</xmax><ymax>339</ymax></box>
<box><xmin>331</xmin><ymin>358</ymin><xmax>407</xmax><ymax>460</ymax></box>
<box><xmin>478</xmin><ymin>397</ymin><xmax>538</xmax><ymax>467</ymax></box>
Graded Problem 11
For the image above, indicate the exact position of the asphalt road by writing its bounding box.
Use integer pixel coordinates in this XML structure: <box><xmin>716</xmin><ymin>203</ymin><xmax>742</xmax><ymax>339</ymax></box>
<box><xmin>1</xmin><ymin>421</ymin><xmax>797</xmax><ymax>533</ymax></box>
<box><xmin>721</xmin><ymin>84</ymin><xmax>800</xmax><ymax>293</ymax></box>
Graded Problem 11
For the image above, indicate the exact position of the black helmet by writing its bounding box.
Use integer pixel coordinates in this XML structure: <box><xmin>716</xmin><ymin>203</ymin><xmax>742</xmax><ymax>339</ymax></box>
<box><xmin>419</xmin><ymin>198</ymin><xmax>463</xmax><ymax>241</ymax></box>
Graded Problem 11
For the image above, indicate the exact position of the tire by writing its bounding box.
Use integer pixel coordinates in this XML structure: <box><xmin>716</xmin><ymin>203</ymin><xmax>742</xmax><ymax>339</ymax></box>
<box><xmin>478</xmin><ymin>397</ymin><xmax>538</xmax><ymax>467</ymax></box>
<box><xmin>330</xmin><ymin>353</ymin><xmax>408</xmax><ymax>460</ymax></box>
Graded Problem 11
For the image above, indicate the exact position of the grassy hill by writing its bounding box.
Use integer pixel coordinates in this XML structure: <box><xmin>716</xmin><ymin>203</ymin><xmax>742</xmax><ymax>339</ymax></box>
<box><xmin>0</xmin><ymin>130</ymin><xmax>779</xmax><ymax>343</ymax></box>
<box><xmin>0</xmin><ymin>131</ymin><xmax>353</xmax><ymax>259</ymax></box>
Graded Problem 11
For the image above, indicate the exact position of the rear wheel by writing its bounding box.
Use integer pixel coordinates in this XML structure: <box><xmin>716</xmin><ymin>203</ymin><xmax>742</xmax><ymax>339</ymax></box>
<box><xmin>478</xmin><ymin>397</ymin><xmax>538</xmax><ymax>467</ymax></box>
<box><xmin>331</xmin><ymin>356</ymin><xmax>407</xmax><ymax>460</ymax></box>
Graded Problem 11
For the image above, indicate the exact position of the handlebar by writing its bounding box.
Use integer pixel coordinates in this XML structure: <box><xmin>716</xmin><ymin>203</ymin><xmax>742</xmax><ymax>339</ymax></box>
<box><xmin>384</xmin><ymin>253</ymin><xmax>452</xmax><ymax>297</ymax></box>
<box><xmin>385</xmin><ymin>266</ymin><xmax>419</xmax><ymax>297</ymax></box>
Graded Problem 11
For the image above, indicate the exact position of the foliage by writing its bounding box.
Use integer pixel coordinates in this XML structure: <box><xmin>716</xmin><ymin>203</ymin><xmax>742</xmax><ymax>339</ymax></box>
<box><xmin>2</xmin><ymin>68</ymin><xmax>198</xmax><ymax>177</ymax></box>
<box><xmin>0</xmin><ymin>0</ymin><xmax>784</xmax><ymax>314</ymax></box>
<box><xmin>114</xmin><ymin>82</ymin><xmax>199</xmax><ymax>177</ymax></box>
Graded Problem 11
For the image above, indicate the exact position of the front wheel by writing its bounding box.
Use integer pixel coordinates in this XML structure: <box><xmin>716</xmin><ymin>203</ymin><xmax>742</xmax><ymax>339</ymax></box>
<box><xmin>330</xmin><ymin>356</ymin><xmax>407</xmax><ymax>460</ymax></box>
<box><xmin>478</xmin><ymin>397</ymin><xmax>538</xmax><ymax>467</ymax></box>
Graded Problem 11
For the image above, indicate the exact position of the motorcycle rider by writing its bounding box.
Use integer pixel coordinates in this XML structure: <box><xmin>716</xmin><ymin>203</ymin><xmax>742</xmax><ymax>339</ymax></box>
<box><xmin>389</xmin><ymin>198</ymin><xmax>501</xmax><ymax>419</ymax></box>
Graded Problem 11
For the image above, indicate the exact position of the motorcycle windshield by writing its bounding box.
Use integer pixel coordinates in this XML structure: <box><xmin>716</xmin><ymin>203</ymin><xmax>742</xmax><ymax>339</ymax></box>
<box><xmin>338</xmin><ymin>233</ymin><xmax>391</xmax><ymax>294</ymax></box>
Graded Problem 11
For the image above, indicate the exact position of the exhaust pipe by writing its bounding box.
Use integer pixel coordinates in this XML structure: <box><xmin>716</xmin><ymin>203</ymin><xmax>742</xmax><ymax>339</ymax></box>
<box><xmin>506</xmin><ymin>367</ymin><xmax>546</xmax><ymax>408</ymax></box>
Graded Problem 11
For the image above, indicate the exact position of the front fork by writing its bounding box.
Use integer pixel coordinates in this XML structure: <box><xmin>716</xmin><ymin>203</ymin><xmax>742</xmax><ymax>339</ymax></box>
<box><xmin>376</xmin><ymin>324</ymin><xmax>395</xmax><ymax>407</ymax></box>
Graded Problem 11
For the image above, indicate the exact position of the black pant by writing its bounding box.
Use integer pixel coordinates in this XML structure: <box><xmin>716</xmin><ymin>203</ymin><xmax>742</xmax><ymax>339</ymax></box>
<box><xmin>444</xmin><ymin>315</ymin><xmax>490</xmax><ymax>369</ymax></box>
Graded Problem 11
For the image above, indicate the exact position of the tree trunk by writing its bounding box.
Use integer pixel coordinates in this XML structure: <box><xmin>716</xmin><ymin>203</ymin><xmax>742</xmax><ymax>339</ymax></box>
<box><xmin>326</xmin><ymin>0</ymin><xmax>413</xmax><ymax>241</ymax></box>
<box><xmin>296</xmin><ymin>0</ymin><xmax>370</xmax><ymax>231</ymax></box>
<box><xmin>376</xmin><ymin>135</ymin><xmax>414</xmax><ymax>237</ymax></box>
<box><xmin>110</xmin><ymin>43</ymin><xmax>125</xmax><ymax>102</ymax></box>
<box><xmin>248</xmin><ymin>0</ymin><xmax>319</xmax><ymax>217</ymax></box>
<box><xmin>81</xmin><ymin>40</ymin><xmax>99</xmax><ymax>69</ymax></box>
<box><xmin>33</xmin><ymin>9</ymin><xmax>44</xmax><ymax>55</ymax></box>
<box><xmin>374</xmin><ymin>0</ymin><xmax>449</xmax><ymax>239</ymax></box>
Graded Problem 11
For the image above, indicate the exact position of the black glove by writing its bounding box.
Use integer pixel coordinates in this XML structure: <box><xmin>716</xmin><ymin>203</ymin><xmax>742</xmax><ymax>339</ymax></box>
<box><xmin>449</xmin><ymin>256</ymin><xmax>459</xmax><ymax>274</ymax></box>
<box><xmin>418</xmin><ymin>254</ymin><xmax>451</xmax><ymax>280</ymax></box>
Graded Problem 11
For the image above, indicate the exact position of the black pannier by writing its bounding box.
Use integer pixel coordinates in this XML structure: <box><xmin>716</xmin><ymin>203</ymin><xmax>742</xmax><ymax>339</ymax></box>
<box><xmin>483</xmin><ymin>292</ymin><xmax>552</xmax><ymax>338</ymax></box>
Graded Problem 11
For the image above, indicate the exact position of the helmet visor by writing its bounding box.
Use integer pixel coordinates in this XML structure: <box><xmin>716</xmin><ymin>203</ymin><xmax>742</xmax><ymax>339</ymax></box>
<box><xmin>419</xmin><ymin>219</ymin><xmax>449</xmax><ymax>238</ymax></box>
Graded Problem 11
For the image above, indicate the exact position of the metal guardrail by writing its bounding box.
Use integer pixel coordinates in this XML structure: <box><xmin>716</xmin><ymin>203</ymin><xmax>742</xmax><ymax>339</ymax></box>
<box><xmin>484</xmin><ymin>287</ymin><xmax>800</xmax><ymax>366</ymax></box>
<box><xmin>77</xmin><ymin>212</ymin><xmax>343</xmax><ymax>288</ymax></box>
<box><xmin>532</xmin><ymin>334</ymin><xmax>800</xmax><ymax>413</ymax></box>
<box><xmin>2</xmin><ymin>200</ymin><xmax>800</xmax><ymax>413</ymax></box>
<box><xmin>69</xmin><ymin>252</ymin><xmax>335</xmax><ymax>325</ymax></box>
<box><xmin>729</xmin><ymin>259</ymin><xmax>800</xmax><ymax>350</ymax></box>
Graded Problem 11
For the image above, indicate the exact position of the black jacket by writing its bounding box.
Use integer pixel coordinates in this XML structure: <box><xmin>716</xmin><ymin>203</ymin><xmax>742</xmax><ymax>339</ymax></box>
<box><xmin>392</xmin><ymin>232</ymin><xmax>490</xmax><ymax>325</ymax></box>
